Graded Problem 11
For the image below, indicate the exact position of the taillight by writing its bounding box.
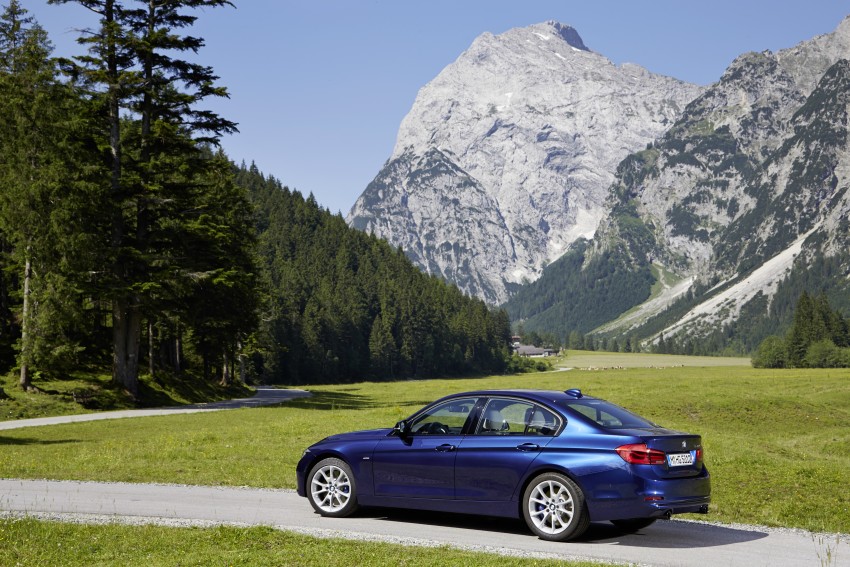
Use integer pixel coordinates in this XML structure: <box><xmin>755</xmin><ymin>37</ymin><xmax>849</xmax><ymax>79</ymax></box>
<box><xmin>696</xmin><ymin>447</ymin><xmax>703</xmax><ymax>463</ymax></box>
<box><xmin>616</xmin><ymin>443</ymin><xmax>666</xmax><ymax>465</ymax></box>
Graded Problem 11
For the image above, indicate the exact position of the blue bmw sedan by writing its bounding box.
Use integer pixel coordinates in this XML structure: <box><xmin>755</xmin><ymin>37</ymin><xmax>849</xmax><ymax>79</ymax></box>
<box><xmin>296</xmin><ymin>389</ymin><xmax>710</xmax><ymax>541</ymax></box>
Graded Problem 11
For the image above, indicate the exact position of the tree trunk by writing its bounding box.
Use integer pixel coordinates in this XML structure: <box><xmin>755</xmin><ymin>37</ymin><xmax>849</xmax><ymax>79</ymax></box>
<box><xmin>18</xmin><ymin>251</ymin><xmax>31</xmax><ymax>391</ymax></box>
<box><xmin>202</xmin><ymin>349</ymin><xmax>210</xmax><ymax>381</ymax></box>
<box><xmin>148</xmin><ymin>318</ymin><xmax>155</xmax><ymax>380</ymax></box>
<box><xmin>220</xmin><ymin>348</ymin><xmax>231</xmax><ymax>386</ymax></box>
<box><xmin>174</xmin><ymin>321</ymin><xmax>183</xmax><ymax>374</ymax></box>
<box><xmin>237</xmin><ymin>340</ymin><xmax>246</xmax><ymax>384</ymax></box>
<box><xmin>112</xmin><ymin>297</ymin><xmax>142</xmax><ymax>399</ymax></box>
<box><xmin>102</xmin><ymin>0</ymin><xmax>141</xmax><ymax>397</ymax></box>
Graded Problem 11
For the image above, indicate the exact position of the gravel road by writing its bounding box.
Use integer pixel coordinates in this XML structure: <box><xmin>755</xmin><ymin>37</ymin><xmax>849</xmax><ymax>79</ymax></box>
<box><xmin>0</xmin><ymin>387</ymin><xmax>311</xmax><ymax>431</ymax></box>
<box><xmin>2</xmin><ymin>479</ymin><xmax>847</xmax><ymax>566</ymax></box>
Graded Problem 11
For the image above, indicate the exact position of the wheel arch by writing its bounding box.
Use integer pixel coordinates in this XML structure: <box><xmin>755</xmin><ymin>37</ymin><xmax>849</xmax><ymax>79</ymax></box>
<box><xmin>516</xmin><ymin>465</ymin><xmax>589</xmax><ymax>518</ymax></box>
<box><xmin>300</xmin><ymin>450</ymin><xmax>351</xmax><ymax>493</ymax></box>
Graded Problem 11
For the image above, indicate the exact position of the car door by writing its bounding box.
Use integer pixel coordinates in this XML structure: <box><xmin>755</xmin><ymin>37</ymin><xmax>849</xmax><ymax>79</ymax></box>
<box><xmin>454</xmin><ymin>398</ymin><xmax>560</xmax><ymax>501</ymax></box>
<box><xmin>371</xmin><ymin>397</ymin><xmax>478</xmax><ymax>499</ymax></box>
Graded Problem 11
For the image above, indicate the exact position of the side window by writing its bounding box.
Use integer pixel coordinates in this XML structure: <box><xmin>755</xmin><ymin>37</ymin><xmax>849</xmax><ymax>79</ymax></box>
<box><xmin>409</xmin><ymin>397</ymin><xmax>477</xmax><ymax>435</ymax></box>
<box><xmin>524</xmin><ymin>405</ymin><xmax>560</xmax><ymax>436</ymax></box>
<box><xmin>476</xmin><ymin>399</ymin><xmax>560</xmax><ymax>436</ymax></box>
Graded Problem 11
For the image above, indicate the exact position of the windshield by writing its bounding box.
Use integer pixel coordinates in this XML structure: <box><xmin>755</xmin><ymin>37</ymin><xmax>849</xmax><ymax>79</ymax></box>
<box><xmin>560</xmin><ymin>398</ymin><xmax>658</xmax><ymax>429</ymax></box>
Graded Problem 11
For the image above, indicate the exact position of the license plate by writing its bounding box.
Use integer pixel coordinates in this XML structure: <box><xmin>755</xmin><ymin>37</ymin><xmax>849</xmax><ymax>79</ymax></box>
<box><xmin>667</xmin><ymin>452</ymin><xmax>694</xmax><ymax>467</ymax></box>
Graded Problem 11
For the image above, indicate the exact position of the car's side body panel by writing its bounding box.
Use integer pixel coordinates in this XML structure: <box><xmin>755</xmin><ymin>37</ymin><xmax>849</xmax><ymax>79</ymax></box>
<box><xmin>371</xmin><ymin>435</ymin><xmax>461</xmax><ymax>498</ymax></box>
<box><xmin>296</xmin><ymin>389</ymin><xmax>711</xmax><ymax>534</ymax></box>
<box><xmin>454</xmin><ymin>434</ymin><xmax>552</xmax><ymax>501</ymax></box>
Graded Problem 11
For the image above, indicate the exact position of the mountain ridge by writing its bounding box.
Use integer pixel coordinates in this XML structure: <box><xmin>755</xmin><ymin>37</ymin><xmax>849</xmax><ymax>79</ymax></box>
<box><xmin>506</xmin><ymin>17</ymin><xmax>850</xmax><ymax>350</ymax></box>
<box><xmin>350</xmin><ymin>16</ymin><xmax>850</xmax><ymax>352</ymax></box>
<box><xmin>349</xmin><ymin>20</ymin><xmax>702</xmax><ymax>303</ymax></box>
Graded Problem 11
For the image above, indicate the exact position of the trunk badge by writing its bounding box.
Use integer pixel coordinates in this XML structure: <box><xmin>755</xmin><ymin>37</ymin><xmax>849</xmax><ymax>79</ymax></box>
<box><xmin>682</xmin><ymin>441</ymin><xmax>687</xmax><ymax>448</ymax></box>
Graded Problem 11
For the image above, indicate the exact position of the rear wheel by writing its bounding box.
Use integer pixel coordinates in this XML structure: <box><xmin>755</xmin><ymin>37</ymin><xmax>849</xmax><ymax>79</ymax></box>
<box><xmin>522</xmin><ymin>472</ymin><xmax>589</xmax><ymax>541</ymax></box>
<box><xmin>611</xmin><ymin>517</ymin><xmax>656</xmax><ymax>532</ymax></box>
<box><xmin>307</xmin><ymin>458</ymin><xmax>358</xmax><ymax>517</ymax></box>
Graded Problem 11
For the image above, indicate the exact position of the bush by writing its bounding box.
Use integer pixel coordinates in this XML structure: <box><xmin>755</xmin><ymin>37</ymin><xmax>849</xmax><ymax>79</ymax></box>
<box><xmin>803</xmin><ymin>339</ymin><xmax>850</xmax><ymax>368</ymax></box>
<box><xmin>506</xmin><ymin>355</ymin><xmax>553</xmax><ymax>374</ymax></box>
<box><xmin>751</xmin><ymin>336</ymin><xmax>787</xmax><ymax>368</ymax></box>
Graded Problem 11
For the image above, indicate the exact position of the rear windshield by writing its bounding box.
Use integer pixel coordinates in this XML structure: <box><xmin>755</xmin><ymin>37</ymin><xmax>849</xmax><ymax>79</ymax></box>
<box><xmin>559</xmin><ymin>399</ymin><xmax>658</xmax><ymax>429</ymax></box>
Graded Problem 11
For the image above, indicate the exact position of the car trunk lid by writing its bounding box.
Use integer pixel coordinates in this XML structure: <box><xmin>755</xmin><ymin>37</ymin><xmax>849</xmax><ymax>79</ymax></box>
<box><xmin>645</xmin><ymin>433</ymin><xmax>704</xmax><ymax>478</ymax></box>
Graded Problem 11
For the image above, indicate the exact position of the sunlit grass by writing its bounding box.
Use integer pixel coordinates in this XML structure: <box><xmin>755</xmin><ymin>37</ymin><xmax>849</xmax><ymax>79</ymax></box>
<box><xmin>0</xmin><ymin>518</ymin><xmax>608</xmax><ymax>567</ymax></box>
<box><xmin>0</xmin><ymin>369</ymin><xmax>253</xmax><ymax>421</ymax></box>
<box><xmin>1</xmin><ymin>361</ymin><xmax>848</xmax><ymax>533</ymax></box>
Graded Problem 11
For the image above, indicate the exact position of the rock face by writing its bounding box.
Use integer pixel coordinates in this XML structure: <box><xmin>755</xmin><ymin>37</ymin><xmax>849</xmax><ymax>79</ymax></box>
<box><xmin>348</xmin><ymin>21</ymin><xmax>703</xmax><ymax>304</ymax></box>
<box><xmin>505</xmin><ymin>16</ymin><xmax>850</xmax><ymax>347</ymax></box>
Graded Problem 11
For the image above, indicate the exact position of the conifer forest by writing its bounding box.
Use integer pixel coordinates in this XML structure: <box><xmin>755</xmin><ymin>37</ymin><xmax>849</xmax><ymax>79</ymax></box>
<box><xmin>0</xmin><ymin>1</ymin><xmax>512</xmax><ymax>394</ymax></box>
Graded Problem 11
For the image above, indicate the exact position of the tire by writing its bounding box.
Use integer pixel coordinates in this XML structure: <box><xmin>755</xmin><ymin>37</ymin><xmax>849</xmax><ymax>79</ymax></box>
<box><xmin>522</xmin><ymin>472</ymin><xmax>589</xmax><ymax>542</ymax></box>
<box><xmin>611</xmin><ymin>517</ymin><xmax>657</xmax><ymax>532</ymax></box>
<box><xmin>307</xmin><ymin>457</ymin><xmax>359</xmax><ymax>517</ymax></box>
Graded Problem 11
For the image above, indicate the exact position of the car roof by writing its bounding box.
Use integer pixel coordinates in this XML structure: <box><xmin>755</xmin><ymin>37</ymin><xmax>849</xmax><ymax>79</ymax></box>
<box><xmin>440</xmin><ymin>389</ymin><xmax>598</xmax><ymax>405</ymax></box>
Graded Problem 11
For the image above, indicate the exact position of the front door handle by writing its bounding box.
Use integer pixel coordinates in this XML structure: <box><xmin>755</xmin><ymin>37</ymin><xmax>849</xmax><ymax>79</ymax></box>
<box><xmin>517</xmin><ymin>443</ymin><xmax>540</xmax><ymax>452</ymax></box>
<box><xmin>436</xmin><ymin>444</ymin><xmax>456</xmax><ymax>452</ymax></box>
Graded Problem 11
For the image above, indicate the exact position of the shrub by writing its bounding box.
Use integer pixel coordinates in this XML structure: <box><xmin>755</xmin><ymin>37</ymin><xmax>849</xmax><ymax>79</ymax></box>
<box><xmin>803</xmin><ymin>339</ymin><xmax>849</xmax><ymax>368</ymax></box>
<box><xmin>506</xmin><ymin>355</ymin><xmax>553</xmax><ymax>374</ymax></box>
<box><xmin>751</xmin><ymin>335</ymin><xmax>787</xmax><ymax>368</ymax></box>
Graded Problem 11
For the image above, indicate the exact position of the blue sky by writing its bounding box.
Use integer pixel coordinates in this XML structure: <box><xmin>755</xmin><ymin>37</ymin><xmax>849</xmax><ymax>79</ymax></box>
<box><xmin>25</xmin><ymin>1</ymin><xmax>850</xmax><ymax>215</ymax></box>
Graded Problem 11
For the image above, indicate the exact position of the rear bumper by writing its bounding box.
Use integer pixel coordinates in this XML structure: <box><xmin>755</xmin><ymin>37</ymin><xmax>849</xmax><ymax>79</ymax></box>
<box><xmin>646</xmin><ymin>497</ymin><xmax>711</xmax><ymax>518</ymax></box>
<box><xmin>588</xmin><ymin>466</ymin><xmax>711</xmax><ymax>521</ymax></box>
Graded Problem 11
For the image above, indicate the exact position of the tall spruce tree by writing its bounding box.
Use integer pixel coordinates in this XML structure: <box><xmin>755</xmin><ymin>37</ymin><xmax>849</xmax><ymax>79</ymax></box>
<box><xmin>49</xmin><ymin>0</ymin><xmax>238</xmax><ymax>397</ymax></box>
<box><xmin>786</xmin><ymin>291</ymin><xmax>815</xmax><ymax>367</ymax></box>
<box><xmin>0</xmin><ymin>1</ymin><xmax>97</xmax><ymax>389</ymax></box>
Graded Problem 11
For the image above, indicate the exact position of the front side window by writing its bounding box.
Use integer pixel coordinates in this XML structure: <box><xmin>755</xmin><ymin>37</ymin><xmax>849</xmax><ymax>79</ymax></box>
<box><xmin>409</xmin><ymin>397</ymin><xmax>477</xmax><ymax>435</ymax></box>
<box><xmin>476</xmin><ymin>398</ymin><xmax>560</xmax><ymax>436</ymax></box>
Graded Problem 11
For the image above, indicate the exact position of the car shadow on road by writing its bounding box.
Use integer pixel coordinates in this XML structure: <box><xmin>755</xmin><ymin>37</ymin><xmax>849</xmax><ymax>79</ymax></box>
<box><xmin>363</xmin><ymin>508</ymin><xmax>768</xmax><ymax>549</ymax></box>
<box><xmin>580</xmin><ymin>519</ymin><xmax>768</xmax><ymax>548</ymax></box>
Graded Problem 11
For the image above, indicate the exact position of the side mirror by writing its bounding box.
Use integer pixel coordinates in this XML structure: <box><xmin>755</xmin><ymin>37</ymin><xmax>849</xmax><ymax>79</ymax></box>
<box><xmin>393</xmin><ymin>420</ymin><xmax>411</xmax><ymax>439</ymax></box>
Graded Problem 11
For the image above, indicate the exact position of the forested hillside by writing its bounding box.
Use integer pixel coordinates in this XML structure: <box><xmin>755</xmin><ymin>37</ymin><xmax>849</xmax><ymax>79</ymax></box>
<box><xmin>237</xmin><ymin>164</ymin><xmax>511</xmax><ymax>384</ymax></box>
<box><xmin>0</xmin><ymin>0</ymin><xmax>257</xmax><ymax>397</ymax></box>
<box><xmin>0</xmin><ymin>2</ymin><xmax>510</xmax><ymax>397</ymax></box>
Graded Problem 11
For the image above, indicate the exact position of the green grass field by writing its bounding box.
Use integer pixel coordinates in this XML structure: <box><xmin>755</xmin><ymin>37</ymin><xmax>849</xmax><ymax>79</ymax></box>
<box><xmin>1</xmin><ymin>356</ymin><xmax>849</xmax><ymax>564</ymax></box>
<box><xmin>0</xmin><ymin>518</ymin><xmax>607</xmax><ymax>567</ymax></box>
<box><xmin>2</xmin><ymin>362</ymin><xmax>848</xmax><ymax>532</ymax></box>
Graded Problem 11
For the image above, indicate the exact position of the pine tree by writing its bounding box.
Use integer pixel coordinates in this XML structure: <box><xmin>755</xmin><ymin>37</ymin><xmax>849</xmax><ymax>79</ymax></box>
<box><xmin>48</xmin><ymin>0</ymin><xmax>237</xmax><ymax>397</ymax></box>
<box><xmin>786</xmin><ymin>291</ymin><xmax>815</xmax><ymax>367</ymax></box>
<box><xmin>368</xmin><ymin>313</ymin><xmax>397</xmax><ymax>378</ymax></box>
<box><xmin>0</xmin><ymin>1</ymin><xmax>98</xmax><ymax>388</ymax></box>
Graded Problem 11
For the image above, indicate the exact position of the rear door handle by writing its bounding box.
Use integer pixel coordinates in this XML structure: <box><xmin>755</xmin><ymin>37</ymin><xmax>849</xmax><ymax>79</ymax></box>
<box><xmin>436</xmin><ymin>444</ymin><xmax>456</xmax><ymax>452</ymax></box>
<box><xmin>517</xmin><ymin>443</ymin><xmax>540</xmax><ymax>452</ymax></box>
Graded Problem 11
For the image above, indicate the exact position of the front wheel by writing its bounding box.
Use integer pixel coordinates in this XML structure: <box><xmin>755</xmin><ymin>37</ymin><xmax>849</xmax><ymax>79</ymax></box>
<box><xmin>522</xmin><ymin>472</ymin><xmax>589</xmax><ymax>541</ymax></box>
<box><xmin>307</xmin><ymin>457</ymin><xmax>359</xmax><ymax>517</ymax></box>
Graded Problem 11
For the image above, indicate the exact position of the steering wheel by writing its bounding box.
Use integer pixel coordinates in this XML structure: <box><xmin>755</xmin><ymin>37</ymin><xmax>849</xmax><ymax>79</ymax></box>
<box><xmin>423</xmin><ymin>421</ymin><xmax>449</xmax><ymax>434</ymax></box>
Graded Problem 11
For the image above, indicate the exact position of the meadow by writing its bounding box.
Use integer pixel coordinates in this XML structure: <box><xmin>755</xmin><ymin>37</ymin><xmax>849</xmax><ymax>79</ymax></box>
<box><xmin>0</xmin><ymin>518</ymin><xmax>606</xmax><ymax>567</ymax></box>
<box><xmin>1</xmin><ymin>356</ymin><xmax>848</xmax><ymax>564</ymax></box>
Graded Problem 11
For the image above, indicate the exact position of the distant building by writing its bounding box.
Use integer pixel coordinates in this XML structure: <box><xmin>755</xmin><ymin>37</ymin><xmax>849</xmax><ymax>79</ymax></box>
<box><xmin>514</xmin><ymin>344</ymin><xmax>557</xmax><ymax>358</ymax></box>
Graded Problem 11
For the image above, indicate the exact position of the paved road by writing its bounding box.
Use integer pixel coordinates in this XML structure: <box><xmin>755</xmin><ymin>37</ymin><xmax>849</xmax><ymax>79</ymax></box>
<box><xmin>1</xmin><ymin>479</ymin><xmax>847</xmax><ymax>566</ymax></box>
<box><xmin>0</xmin><ymin>387</ymin><xmax>311</xmax><ymax>431</ymax></box>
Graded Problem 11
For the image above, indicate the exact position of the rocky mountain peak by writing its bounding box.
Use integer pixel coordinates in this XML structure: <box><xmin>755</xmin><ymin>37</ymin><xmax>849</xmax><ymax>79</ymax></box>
<box><xmin>349</xmin><ymin>21</ymin><xmax>702</xmax><ymax>304</ymax></box>
<box><xmin>532</xmin><ymin>21</ymin><xmax>590</xmax><ymax>51</ymax></box>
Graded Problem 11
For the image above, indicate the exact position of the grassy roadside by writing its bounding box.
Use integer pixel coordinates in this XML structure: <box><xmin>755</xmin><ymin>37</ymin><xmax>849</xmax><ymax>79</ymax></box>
<box><xmin>0</xmin><ymin>370</ymin><xmax>253</xmax><ymax>421</ymax></box>
<box><xmin>0</xmin><ymin>518</ymin><xmax>609</xmax><ymax>567</ymax></box>
<box><xmin>1</xmin><ymin>365</ymin><xmax>848</xmax><ymax>533</ymax></box>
